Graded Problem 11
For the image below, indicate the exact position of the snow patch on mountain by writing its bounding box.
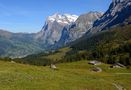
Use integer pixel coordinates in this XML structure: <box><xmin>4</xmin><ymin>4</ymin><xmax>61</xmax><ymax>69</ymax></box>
<box><xmin>47</xmin><ymin>13</ymin><xmax>78</xmax><ymax>25</ymax></box>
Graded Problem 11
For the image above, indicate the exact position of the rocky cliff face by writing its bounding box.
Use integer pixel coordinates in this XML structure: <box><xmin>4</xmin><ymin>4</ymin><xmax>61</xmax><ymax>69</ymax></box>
<box><xmin>90</xmin><ymin>0</ymin><xmax>131</xmax><ymax>34</ymax></box>
<box><xmin>35</xmin><ymin>13</ymin><xmax>78</xmax><ymax>46</ymax></box>
<box><xmin>67</xmin><ymin>12</ymin><xmax>103</xmax><ymax>42</ymax></box>
<box><xmin>55</xmin><ymin>12</ymin><xmax>103</xmax><ymax>47</ymax></box>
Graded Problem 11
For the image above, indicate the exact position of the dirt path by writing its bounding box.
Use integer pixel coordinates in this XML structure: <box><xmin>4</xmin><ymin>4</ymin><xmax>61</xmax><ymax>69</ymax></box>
<box><xmin>115</xmin><ymin>73</ymin><xmax>131</xmax><ymax>75</ymax></box>
<box><xmin>112</xmin><ymin>83</ymin><xmax>126</xmax><ymax>90</ymax></box>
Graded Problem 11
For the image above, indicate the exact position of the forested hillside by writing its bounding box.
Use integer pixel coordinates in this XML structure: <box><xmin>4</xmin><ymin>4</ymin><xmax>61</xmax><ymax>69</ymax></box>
<box><xmin>63</xmin><ymin>25</ymin><xmax>131</xmax><ymax>65</ymax></box>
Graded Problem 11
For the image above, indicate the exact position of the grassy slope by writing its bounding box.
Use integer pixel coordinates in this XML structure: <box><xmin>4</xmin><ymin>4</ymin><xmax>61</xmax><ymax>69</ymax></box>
<box><xmin>20</xmin><ymin>47</ymin><xmax>71</xmax><ymax>66</ymax></box>
<box><xmin>0</xmin><ymin>60</ymin><xmax>131</xmax><ymax>90</ymax></box>
<box><xmin>45</xmin><ymin>48</ymin><xmax>71</xmax><ymax>62</ymax></box>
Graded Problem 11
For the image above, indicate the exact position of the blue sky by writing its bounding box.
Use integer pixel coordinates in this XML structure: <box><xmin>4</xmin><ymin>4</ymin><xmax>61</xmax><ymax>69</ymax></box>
<box><xmin>0</xmin><ymin>0</ymin><xmax>111</xmax><ymax>33</ymax></box>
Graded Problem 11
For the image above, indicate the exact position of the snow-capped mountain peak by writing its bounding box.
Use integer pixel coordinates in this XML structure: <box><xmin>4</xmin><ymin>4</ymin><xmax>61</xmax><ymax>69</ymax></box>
<box><xmin>36</xmin><ymin>13</ymin><xmax>78</xmax><ymax>45</ymax></box>
<box><xmin>47</xmin><ymin>13</ymin><xmax>78</xmax><ymax>24</ymax></box>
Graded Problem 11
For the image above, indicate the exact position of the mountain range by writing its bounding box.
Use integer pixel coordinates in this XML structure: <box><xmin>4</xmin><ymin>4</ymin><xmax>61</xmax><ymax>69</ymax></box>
<box><xmin>0</xmin><ymin>0</ymin><xmax>131</xmax><ymax>58</ymax></box>
<box><xmin>0</xmin><ymin>12</ymin><xmax>103</xmax><ymax>58</ymax></box>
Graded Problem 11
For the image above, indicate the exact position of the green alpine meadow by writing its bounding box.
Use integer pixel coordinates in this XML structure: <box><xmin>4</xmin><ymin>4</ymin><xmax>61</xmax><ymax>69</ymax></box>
<box><xmin>0</xmin><ymin>60</ymin><xmax>131</xmax><ymax>90</ymax></box>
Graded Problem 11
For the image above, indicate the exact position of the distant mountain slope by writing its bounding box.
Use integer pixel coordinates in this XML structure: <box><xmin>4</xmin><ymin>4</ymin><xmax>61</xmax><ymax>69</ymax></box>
<box><xmin>54</xmin><ymin>12</ymin><xmax>103</xmax><ymax>48</ymax></box>
<box><xmin>66</xmin><ymin>12</ymin><xmax>103</xmax><ymax>42</ymax></box>
<box><xmin>0</xmin><ymin>30</ymin><xmax>43</xmax><ymax>58</ymax></box>
<box><xmin>89</xmin><ymin>0</ymin><xmax>131</xmax><ymax>34</ymax></box>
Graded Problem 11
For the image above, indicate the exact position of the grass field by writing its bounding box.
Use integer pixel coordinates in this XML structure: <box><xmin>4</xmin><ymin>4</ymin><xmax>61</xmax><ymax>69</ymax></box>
<box><xmin>0</xmin><ymin>60</ymin><xmax>131</xmax><ymax>90</ymax></box>
<box><xmin>44</xmin><ymin>47</ymin><xmax>71</xmax><ymax>62</ymax></box>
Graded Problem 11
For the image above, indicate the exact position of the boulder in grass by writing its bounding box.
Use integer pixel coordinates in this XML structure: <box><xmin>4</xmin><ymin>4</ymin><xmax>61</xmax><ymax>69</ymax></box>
<box><xmin>50</xmin><ymin>64</ymin><xmax>57</xmax><ymax>70</ymax></box>
<box><xmin>11</xmin><ymin>61</ymin><xmax>16</xmax><ymax>63</ymax></box>
<box><xmin>91</xmin><ymin>67</ymin><xmax>102</xmax><ymax>72</ymax></box>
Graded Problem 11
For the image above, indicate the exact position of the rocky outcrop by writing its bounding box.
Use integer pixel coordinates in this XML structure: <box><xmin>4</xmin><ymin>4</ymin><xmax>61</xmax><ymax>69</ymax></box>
<box><xmin>90</xmin><ymin>0</ymin><xmax>131</xmax><ymax>34</ymax></box>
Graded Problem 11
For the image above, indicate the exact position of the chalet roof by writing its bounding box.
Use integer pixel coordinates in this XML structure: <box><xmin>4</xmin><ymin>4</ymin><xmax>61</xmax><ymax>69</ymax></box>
<box><xmin>113</xmin><ymin>63</ymin><xmax>125</xmax><ymax>67</ymax></box>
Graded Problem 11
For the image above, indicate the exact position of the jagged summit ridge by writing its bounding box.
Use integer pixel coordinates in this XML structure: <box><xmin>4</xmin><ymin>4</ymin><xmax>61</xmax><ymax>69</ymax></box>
<box><xmin>47</xmin><ymin>13</ymin><xmax>78</xmax><ymax>25</ymax></box>
<box><xmin>89</xmin><ymin>0</ymin><xmax>131</xmax><ymax>34</ymax></box>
